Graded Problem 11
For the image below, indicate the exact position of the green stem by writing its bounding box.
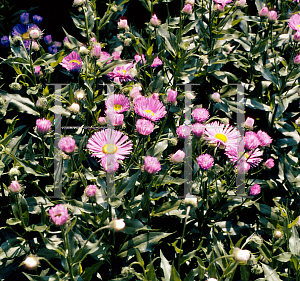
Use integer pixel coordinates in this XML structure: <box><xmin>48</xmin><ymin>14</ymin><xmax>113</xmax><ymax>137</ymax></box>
<box><xmin>62</xmin><ymin>228</ymin><xmax>74</xmax><ymax>281</ymax></box>
<box><xmin>206</xmin><ymin>255</ymin><xmax>234</xmax><ymax>273</ymax></box>
<box><xmin>84</xmin><ymin>5</ymin><xmax>90</xmax><ymax>46</ymax></box>
<box><xmin>39</xmin><ymin>257</ymin><xmax>64</xmax><ymax>273</ymax></box>
<box><xmin>178</xmin><ymin>205</ymin><xmax>190</xmax><ymax>274</ymax></box>
<box><xmin>71</xmin><ymin>154</ymin><xmax>86</xmax><ymax>189</ymax></box>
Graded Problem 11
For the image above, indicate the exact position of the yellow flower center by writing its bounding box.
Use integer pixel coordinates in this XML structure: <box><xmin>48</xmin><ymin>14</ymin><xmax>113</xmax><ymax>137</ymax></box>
<box><xmin>215</xmin><ymin>133</ymin><xmax>228</xmax><ymax>143</ymax></box>
<box><xmin>118</xmin><ymin>70</ymin><xmax>127</xmax><ymax>75</ymax></box>
<box><xmin>297</xmin><ymin>24</ymin><xmax>300</xmax><ymax>30</ymax></box>
<box><xmin>245</xmin><ymin>153</ymin><xmax>249</xmax><ymax>159</ymax></box>
<box><xmin>102</xmin><ymin>144</ymin><xmax>118</xmax><ymax>154</ymax></box>
<box><xmin>145</xmin><ymin>109</ymin><xmax>155</xmax><ymax>116</ymax></box>
<box><xmin>22</xmin><ymin>32</ymin><xmax>30</xmax><ymax>40</ymax></box>
<box><xmin>114</xmin><ymin>104</ymin><xmax>123</xmax><ymax>112</ymax></box>
<box><xmin>69</xmin><ymin>59</ymin><xmax>81</xmax><ymax>64</ymax></box>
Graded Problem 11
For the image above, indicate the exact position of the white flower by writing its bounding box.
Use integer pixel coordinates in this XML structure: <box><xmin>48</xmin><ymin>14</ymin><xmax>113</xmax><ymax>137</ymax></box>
<box><xmin>185</xmin><ymin>92</ymin><xmax>195</xmax><ymax>100</ymax></box>
<box><xmin>234</xmin><ymin>248</ymin><xmax>250</xmax><ymax>263</ymax></box>
<box><xmin>110</xmin><ymin>219</ymin><xmax>126</xmax><ymax>231</ymax></box>
<box><xmin>68</xmin><ymin>102</ymin><xmax>80</xmax><ymax>113</ymax></box>
<box><xmin>183</xmin><ymin>193</ymin><xmax>197</xmax><ymax>207</ymax></box>
<box><xmin>24</xmin><ymin>256</ymin><xmax>39</xmax><ymax>270</ymax></box>
<box><xmin>274</xmin><ymin>229</ymin><xmax>283</xmax><ymax>239</ymax></box>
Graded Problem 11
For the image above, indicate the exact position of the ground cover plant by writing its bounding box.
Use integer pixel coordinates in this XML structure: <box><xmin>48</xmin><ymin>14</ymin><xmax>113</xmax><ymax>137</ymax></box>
<box><xmin>0</xmin><ymin>0</ymin><xmax>300</xmax><ymax>280</ymax></box>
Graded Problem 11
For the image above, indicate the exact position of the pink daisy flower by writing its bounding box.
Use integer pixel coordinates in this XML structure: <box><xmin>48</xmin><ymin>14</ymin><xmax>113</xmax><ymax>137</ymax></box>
<box><xmin>197</xmin><ymin>154</ymin><xmax>214</xmax><ymax>170</ymax></box>
<box><xmin>249</xmin><ymin>184</ymin><xmax>261</xmax><ymax>196</ymax></box>
<box><xmin>264</xmin><ymin>158</ymin><xmax>275</xmax><ymax>169</ymax></box>
<box><xmin>244</xmin><ymin>131</ymin><xmax>260</xmax><ymax>150</ymax></box>
<box><xmin>49</xmin><ymin>204</ymin><xmax>68</xmax><ymax>226</ymax></box>
<box><xmin>98</xmin><ymin>51</ymin><xmax>112</xmax><ymax>64</ymax></box>
<box><xmin>176</xmin><ymin>125</ymin><xmax>191</xmax><ymax>139</ymax></box>
<box><xmin>151</xmin><ymin>57</ymin><xmax>163</xmax><ymax>67</ymax></box>
<box><xmin>204</xmin><ymin>121</ymin><xmax>242</xmax><ymax>150</ymax></box>
<box><xmin>107</xmin><ymin>62</ymin><xmax>134</xmax><ymax>83</ymax></box>
<box><xmin>134</xmin><ymin>96</ymin><xmax>167</xmax><ymax>122</ymax></box>
<box><xmin>288</xmin><ymin>14</ymin><xmax>300</xmax><ymax>31</ymax></box>
<box><xmin>144</xmin><ymin>156</ymin><xmax>161</xmax><ymax>174</ymax></box>
<box><xmin>214</xmin><ymin>0</ymin><xmax>233</xmax><ymax>7</ymax></box>
<box><xmin>87</xmin><ymin>129</ymin><xmax>133</xmax><ymax>162</ymax></box>
<box><xmin>192</xmin><ymin>108</ymin><xmax>210</xmax><ymax>123</ymax></box>
<box><xmin>36</xmin><ymin>118</ymin><xmax>52</xmax><ymax>133</ymax></box>
<box><xmin>257</xmin><ymin>130</ymin><xmax>272</xmax><ymax>147</ymax></box>
<box><xmin>60</xmin><ymin>51</ymin><xmax>82</xmax><ymax>73</ymax></box>
<box><xmin>136</xmin><ymin>119</ymin><xmax>155</xmax><ymax>135</ymax></box>
<box><xmin>85</xmin><ymin>185</ymin><xmax>98</xmax><ymax>197</ymax></box>
<box><xmin>192</xmin><ymin>123</ymin><xmax>205</xmax><ymax>137</ymax></box>
<box><xmin>106</xmin><ymin>94</ymin><xmax>130</xmax><ymax>113</ymax></box>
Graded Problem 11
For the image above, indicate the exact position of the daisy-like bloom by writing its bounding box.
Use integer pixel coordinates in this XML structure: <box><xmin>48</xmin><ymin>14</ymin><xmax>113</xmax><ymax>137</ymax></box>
<box><xmin>192</xmin><ymin>108</ymin><xmax>210</xmax><ymax>123</ymax></box>
<box><xmin>225</xmin><ymin>147</ymin><xmax>263</xmax><ymax>170</ymax></box>
<box><xmin>49</xmin><ymin>204</ymin><xmax>68</xmax><ymax>226</ymax></box>
<box><xmin>60</xmin><ymin>51</ymin><xmax>82</xmax><ymax>73</ymax></box>
<box><xmin>259</xmin><ymin>7</ymin><xmax>268</xmax><ymax>17</ymax></box>
<box><xmin>29</xmin><ymin>26</ymin><xmax>43</xmax><ymax>40</ymax></box>
<box><xmin>101</xmin><ymin>157</ymin><xmax>120</xmax><ymax>173</ymax></box>
<box><xmin>11</xmin><ymin>23</ymin><xmax>37</xmax><ymax>48</ymax></box>
<box><xmin>87</xmin><ymin>129</ymin><xmax>132</xmax><ymax>162</ymax></box>
<box><xmin>36</xmin><ymin>118</ymin><xmax>51</xmax><ymax>133</ymax></box>
<box><xmin>144</xmin><ymin>156</ymin><xmax>161</xmax><ymax>174</ymax></box>
<box><xmin>289</xmin><ymin>14</ymin><xmax>300</xmax><ymax>31</ymax></box>
<box><xmin>249</xmin><ymin>184</ymin><xmax>261</xmax><ymax>196</ymax></box>
<box><xmin>106</xmin><ymin>94</ymin><xmax>130</xmax><ymax>113</ymax></box>
<box><xmin>192</xmin><ymin>123</ymin><xmax>205</xmax><ymax>137</ymax></box>
<box><xmin>264</xmin><ymin>158</ymin><xmax>275</xmax><ymax>169</ymax></box>
<box><xmin>150</xmin><ymin>14</ymin><xmax>161</xmax><ymax>26</ymax></box>
<box><xmin>9</xmin><ymin>180</ymin><xmax>21</xmax><ymax>193</ymax></box>
<box><xmin>151</xmin><ymin>57</ymin><xmax>163</xmax><ymax>67</ymax></box>
<box><xmin>204</xmin><ymin>121</ymin><xmax>242</xmax><ymax>150</ymax></box>
<box><xmin>197</xmin><ymin>153</ymin><xmax>214</xmax><ymax>170</ymax></box>
<box><xmin>136</xmin><ymin>119</ymin><xmax>155</xmax><ymax>135</ymax></box>
<box><xmin>107</xmin><ymin>62</ymin><xmax>134</xmax><ymax>83</ymax></box>
<box><xmin>170</xmin><ymin>150</ymin><xmax>185</xmax><ymax>163</ymax></box>
<box><xmin>257</xmin><ymin>130</ymin><xmax>272</xmax><ymax>147</ymax></box>
<box><xmin>85</xmin><ymin>185</ymin><xmax>98</xmax><ymax>197</ymax></box>
<box><xmin>244</xmin><ymin>131</ymin><xmax>260</xmax><ymax>150</ymax></box>
<box><xmin>134</xmin><ymin>96</ymin><xmax>167</xmax><ymax>122</ymax></box>
<box><xmin>176</xmin><ymin>125</ymin><xmax>191</xmax><ymax>139</ymax></box>
<box><xmin>58</xmin><ymin>136</ymin><xmax>76</xmax><ymax>153</ymax></box>
<box><xmin>182</xmin><ymin>4</ymin><xmax>193</xmax><ymax>14</ymax></box>
<box><xmin>214</xmin><ymin>0</ymin><xmax>232</xmax><ymax>8</ymax></box>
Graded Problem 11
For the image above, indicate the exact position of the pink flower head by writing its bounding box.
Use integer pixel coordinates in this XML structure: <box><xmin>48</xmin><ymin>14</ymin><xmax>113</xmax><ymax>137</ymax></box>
<box><xmin>197</xmin><ymin>154</ymin><xmax>214</xmax><ymax>170</ymax></box>
<box><xmin>244</xmin><ymin>131</ymin><xmax>260</xmax><ymax>150</ymax></box>
<box><xmin>192</xmin><ymin>123</ymin><xmax>205</xmax><ymax>137</ymax></box>
<box><xmin>244</xmin><ymin>117</ymin><xmax>254</xmax><ymax>130</ymax></box>
<box><xmin>214</xmin><ymin>0</ymin><xmax>233</xmax><ymax>8</ymax></box>
<box><xmin>294</xmin><ymin>31</ymin><xmax>300</xmax><ymax>42</ymax></box>
<box><xmin>192</xmin><ymin>108</ymin><xmax>210</xmax><ymax>123</ymax></box>
<box><xmin>235</xmin><ymin>0</ymin><xmax>246</xmax><ymax>7</ymax></box>
<box><xmin>289</xmin><ymin>14</ymin><xmax>300</xmax><ymax>31</ymax></box>
<box><xmin>144</xmin><ymin>156</ymin><xmax>161</xmax><ymax>174</ymax></box>
<box><xmin>134</xmin><ymin>96</ymin><xmax>167</xmax><ymax>122</ymax></box>
<box><xmin>60</xmin><ymin>51</ymin><xmax>82</xmax><ymax>73</ymax></box>
<box><xmin>151</xmin><ymin>56</ymin><xmax>163</xmax><ymax>67</ymax></box>
<box><xmin>87</xmin><ymin>129</ymin><xmax>132</xmax><ymax>162</ymax></box>
<box><xmin>249</xmin><ymin>184</ymin><xmax>261</xmax><ymax>196</ymax></box>
<box><xmin>150</xmin><ymin>14</ymin><xmax>161</xmax><ymax>26</ymax></box>
<box><xmin>112</xmin><ymin>51</ymin><xmax>120</xmax><ymax>60</ymax></box>
<box><xmin>49</xmin><ymin>204</ymin><xmax>68</xmax><ymax>225</ymax></box>
<box><xmin>34</xmin><ymin>66</ymin><xmax>41</xmax><ymax>76</ymax></box>
<box><xmin>36</xmin><ymin>118</ymin><xmax>52</xmax><ymax>133</ymax></box>
<box><xmin>9</xmin><ymin>180</ymin><xmax>21</xmax><ymax>193</ymax></box>
<box><xmin>257</xmin><ymin>130</ymin><xmax>272</xmax><ymax>146</ymax></box>
<box><xmin>182</xmin><ymin>4</ymin><xmax>193</xmax><ymax>14</ymax></box>
<box><xmin>167</xmin><ymin>89</ymin><xmax>177</xmax><ymax>103</ymax></box>
<box><xmin>171</xmin><ymin>150</ymin><xmax>185</xmax><ymax>163</ymax></box>
<box><xmin>130</xmin><ymin>87</ymin><xmax>142</xmax><ymax>99</ymax></box>
<box><xmin>98</xmin><ymin>116</ymin><xmax>107</xmax><ymax>125</ymax></box>
<box><xmin>98</xmin><ymin>51</ymin><xmax>112</xmax><ymax>64</ymax></box>
<box><xmin>118</xmin><ymin>18</ymin><xmax>129</xmax><ymax>30</ymax></box>
<box><xmin>58</xmin><ymin>136</ymin><xmax>76</xmax><ymax>153</ymax></box>
<box><xmin>101</xmin><ymin>157</ymin><xmax>119</xmax><ymax>173</ymax></box>
<box><xmin>90</xmin><ymin>37</ymin><xmax>97</xmax><ymax>43</ymax></box>
<box><xmin>152</xmin><ymin>92</ymin><xmax>159</xmax><ymax>100</ymax></box>
<box><xmin>106</xmin><ymin>94</ymin><xmax>130</xmax><ymax>113</ymax></box>
<box><xmin>204</xmin><ymin>121</ymin><xmax>242</xmax><ymax>150</ymax></box>
<box><xmin>185</xmin><ymin>0</ymin><xmax>195</xmax><ymax>5</ymax></box>
<box><xmin>264</xmin><ymin>158</ymin><xmax>275</xmax><ymax>169</ymax></box>
<box><xmin>91</xmin><ymin>43</ymin><xmax>101</xmax><ymax>57</ymax></box>
<box><xmin>259</xmin><ymin>7</ymin><xmax>269</xmax><ymax>17</ymax></box>
<box><xmin>86</xmin><ymin>185</ymin><xmax>98</xmax><ymax>197</ymax></box>
<box><xmin>136</xmin><ymin>119</ymin><xmax>154</xmax><ymax>135</ymax></box>
<box><xmin>134</xmin><ymin>54</ymin><xmax>146</xmax><ymax>64</ymax></box>
<box><xmin>211</xmin><ymin>92</ymin><xmax>221</xmax><ymax>102</ymax></box>
<box><xmin>294</xmin><ymin>53</ymin><xmax>300</xmax><ymax>64</ymax></box>
<box><xmin>107</xmin><ymin>62</ymin><xmax>134</xmax><ymax>83</ymax></box>
<box><xmin>176</xmin><ymin>125</ymin><xmax>191</xmax><ymax>139</ymax></box>
<box><xmin>106</xmin><ymin>111</ymin><xmax>124</xmax><ymax>126</ymax></box>
<box><xmin>268</xmin><ymin>10</ymin><xmax>278</xmax><ymax>22</ymax></box>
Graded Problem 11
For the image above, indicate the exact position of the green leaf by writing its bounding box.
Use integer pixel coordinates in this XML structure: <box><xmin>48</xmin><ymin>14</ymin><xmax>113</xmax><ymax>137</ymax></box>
<box><xmin>116</xmin><ymin>169</ymin><xmax>141</xmax><ymax>197</ymax></box>
<box><xmin>118</xmin><ymin>232</ymin><xmax>171</xmax><ymax>258</ymax></box>
<box><xmin>160</xmin><ymin>250</ymin><xmax>171</xmax><ymax>281</ymax></box>
<box><xmin>152</xmin><ymin>200</ymin><xmax>181</xmax><ymax>217</ymax></box>
<box><xmin>147</xmin><ymin>140</ymin><xmax>168</xmax><ymax>160</ymax></box>
<box><xmin>261</xmin><ymin>263</ymin><xmax>282</xmax><ymax>281</ymax></box>
<box><xmin>81</xmin><ymin>261</ymin><xmax>104</xmax><ymax>281</ymax></box>
<box><xmin>240</xmin><ymin>265</ymin><xmax>250</xmax><ymax>281</ymax></box>
<box><xmin>170</xmin><ymin>264</ymin><xmax>181</xmax><ymax>281</ymax></box>
<box><xmin>289</xmin><ymin>225</ymin><xmax>300</xmax><ymax>256</ymax></box>
<box><xmin>6</xmin><ymin>218</ymin><xmax>21</xmax><ymax>225</ymax></box>
<box><xmin>260</xmin><ymin>67</ymin><xmax>279</xmax><ymax>88</ymax></box>
<box><xmin>273</xmin><ymin>252</ymin><xmax>292</xmax><ymax>263</ymax></box>
<box><xmin>134</xmin><ymin>247</ymin><xmax>145</xmax><ymax>267</ymax></box>
<box><xmin>3</xmin><ymin>93</ymin><xmax>39</xmax><ymax>116</ymax></box>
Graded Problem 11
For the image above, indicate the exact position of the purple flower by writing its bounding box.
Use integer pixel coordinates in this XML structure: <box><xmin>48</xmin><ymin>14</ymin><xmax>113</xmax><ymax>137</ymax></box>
<box><xmin>144</xmin><ymin>156</ymin><xmax>161</xmax><ymax>174</ymax></box>
<box><xmin>1</xmin><ymin>36</ymin><xmax>9</xmax><ymax>47</ymax></box>
<box><xmin>20</xmin><ymin>13</ymin><xmax>29</xmax><ymax>24</ymax></box>
<box><xmin>92</xmin><ymin>43</ymin><xmax>101</xmax><ymax>57</ymax></box>
<box><xmin>192</xmin><ymin>123</ymin><xmax>205</xmax><ymax>137</ymax></box>
<box><xmin>192</xmin><ymin>108</ymin><xmax>210</xmax><ymax>123</ymax></box>
<box><xmin>33</xmin><ymin>15</ymin><xmax>43</xmax><ymax>24</ymax></box>
<box><xmin>176</xmin><ymin>125</ymin><xmax>191</xmax><ymax>139</ymax></box>
<box><xmin>48</xmin><ymin>45</ymin><xmax>58</xmax><ymax>54</ymax></box>
<box><xmin>244</xmin><ymin>131</ymin><xmax>260</xmax><ymax>150</ymax></box>
<box><xmin>107</xmin><ymin>62</ymin><xmax>134</xmax><ymax>83</ymax></box>
<box><xmin>264</xmin><ymin>158</ymin><xmax>275</xmax><ymax>169</ymax></box>
<box><xmin>151</xmin><ymin>56</ymin><xmax>163</xmax><ymax>67</ymax></box>
<box><xmin>9</xmin><ymin>180</ymin><xmax>21</xmax><ymax>193</ymax></box>
<box><xmin>257</xmin><ymin>130</ymin><xmax>272</xmax><ymax>147</ymax></box>
<box><xmin>167</xmin><ymin>89</ymin><xmax>177</xmax><ymax>103</ymax></box>
<box><xmin>136</xmin><ymin>119</ymin><xmax>154</xmax><ymax>135</ymax></box>
<box><xmin>58</xmin><ymin>136</ymin><xmax>76</xmax><ymax>153</ymax></box>
<box><xmin>250</xmin><ymin>184</ymin><xmax>261</xmax><ymax>196</ymax></box>
<box><xmin>49</xmin><ymin>204</ymin><xmax>68</xmax><ymax>225</ymax></box>
<box><xmin>60</xmin><ymin>51</ymin><xmax>82</xmax><ymax>73</ymax></box>
<box><xmin>197</xmin><ymin>154</ymin><xmax>214</xmax><ymax>170</ymax></box>
<box><xmin>36</xmin><ymin>118</ymin><xmax>51</xmax><ymax>133</ymax></box>
<box><xmin>34</xmin><ymin>66</ymin><xmax>41</xmax><ymax>77</ymax></box>
<box><xmin>44</xmin><ymin>35</ymin><xmax>52</xmax><ymax>45</ymax></box>
<box><xmin>85</xmin><ymin>185</ymin><xmax>98</xmax><ymax>197</ymax></box>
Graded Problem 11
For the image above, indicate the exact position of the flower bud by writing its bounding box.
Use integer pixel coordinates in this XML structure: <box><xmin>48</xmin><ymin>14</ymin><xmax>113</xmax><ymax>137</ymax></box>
<box><xmin>185</xmin><ymin>0</ymin><xmax>195</xmax><ymax>5</ymax></box>
<box><xmin>74</xmin><ymin>89</ymin><xmax>86</xmax><ymax>101</ymax></box>
<box><xmin>29</xmin><ymin>28</ymin><xmax>42</xmax><ymax>39</ymax></box>
<box><xmin>124</xmin><ymin>38</ymin><xmax>132</xmax><ymax>46</ymax></box>
<box><xmin>171</xmin><ymin>150</ymin><xmax>185</xmax><ymax>163</ymax></box>
<box><xmin>150</xmin><ymin>14</ymin><xmax>161</xmax><ymax>26</ymax></box>
<box><xmin>73</xmin><ymin>0</ymin><xmax>85</xmax><ymax>6</ymax></box>
<box><xmin>294</xmin><ymin>54</ymin><xmax>300</xmax><ymax>64</ymax></box>
<box><xmin>183</xmin><ymin>193</ymin><xmax>197</xmax><ymax>207</ymax></box>
<box><xmin>248</xmin><ymin>233</ymin><xmax>263</xmax><ymax>249</ymax></box>
<box><xmin>167</xmin><ymin>89</ymin><xmax>177</xmax><ymax>103</ymax></box>
<box><xmin>31</xmin><ymin>41</ymin><xmax>39</xmax><ymax>51</ymax></box>
<box><xmin>85</xmin><ymin>185</ymin><xmax>98</xmax><ymax>197</ymax></box>
<box><xmin>259</xmin><ymin>7</ymin><xmax>269</xmax><ymax>17</ymax></box>
<box><xmin>9</xmin><ymin>167</ymin><xmax>21</xmax><ymax>177</ymax></box>
<box><xmin>68</xmin><ymin>102</ymin><xmax>80</xmax><ymax>113</ymax></box>
<box><xmin>9</xmin><ymin>180</ymin><xmax>21</xmax><ymax>193</ymax></box>
<box><xmin>92</xmin><ymin>43</ymin><xmax>102</xmax><ymax>57</ymax></box>
<box><xmin>233</xmin><ymin>248</ymin><xmax>251</xmax><ymax>264</ymax></box>
<box><xmin>211</xmin><ymin>92</ymin><xmax>221</xmax><ymax>102</ymax></box>
<box><xmin>244</xmin><ymin>117</ymin><xmax>254</xmax><ymax>130</ymax></box>
<box><xmin>264</xmin><ymin>158</ymin><xmax>275</xmax><ymax>169</ymax></box>
<box><xmin>98</xmin><ymin>116</ymin><xmax>107</xmax><ymax>125</ymax></box>
<box><xmin>110</xmin><ymin>219</ymin><xmax>125</xmax><ymax>231</ymax></box>
<box><xmin>79</xmin><ymin>46</ymin><xmax>89</xmax><ymax>55</ymax></box>
<box><xmin>294</xmin><ymin>31</ymin><xmax>300</xmax><ymax>42</ymax></box>
<box><xmin>118</xmin><ymin>19</ymin><xmax>129</xmax><ymax>30</ymax></box>
<box><xmin>274</xmin><ymin>229</ymin><xmax>283</xmax><ymax>239</ymax></box>
<box><xmin>235</xmin><ymin>0</ymin><xmax>246</xmax><ymax>7</ymax></box>
<box><xmin>185</xmin><ymin>92</ymin><xmax>195</xmax><ymax>100</ymax></box>
<box><xmin>268</xmin><ymin>10</ymin><xmax>278</xmax><ymax>22</ymax></box>
<box><xmin>23</xmin><ymin>256</ymin><xmax>39</xmax><ymax>270</ymax></box>
<box><xmin>182</xmin><ymin>4</ymin><xmax>193</xmax><ymax>14</ymax></box>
